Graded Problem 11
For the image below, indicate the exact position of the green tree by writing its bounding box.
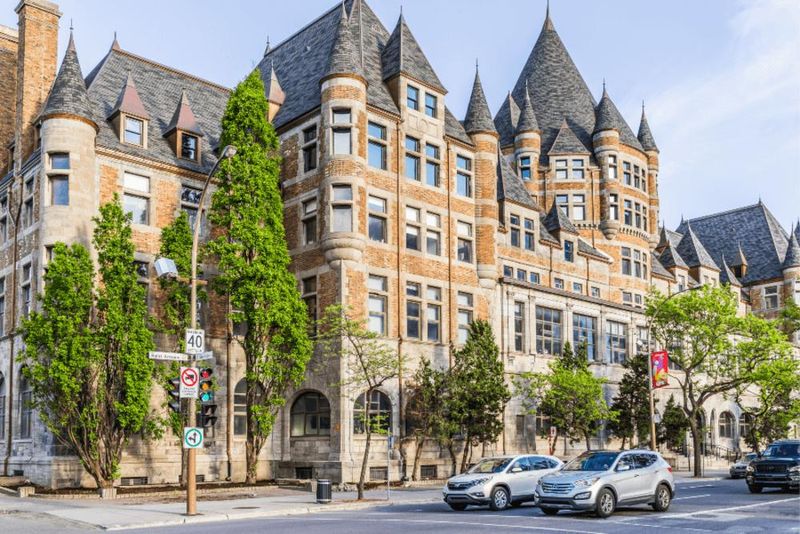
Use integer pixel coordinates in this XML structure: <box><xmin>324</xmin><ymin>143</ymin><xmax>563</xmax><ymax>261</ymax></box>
<box><xmin>518</xmin><ymin>342</ymin><xmax>615</xmax><ymax>453</ymax></box>
<box><xmin>22</xmin><ymin>197</ymin><xmax>156</xmax><ymax>489</ymax></box>
<box><xmin>608</xmin><ymin>354</ymin><xmax>653</xmax><ymax>448</ymax></box>
<box><xmin>658</xmin><ymin>394</ymin><xmax>689</xmax><ymax>451</ymax></box>
<box><xmin>207</xmin><ymin>70</ymin><xmax>312</xmax><ymax>484</ymax></box>
<box><xmin>647</xmin><ymin>285</ymin><xmax>792</xmax><ymax>476</ymax></box>
<box><xmin>449</xmin><ymin>320</ymin><xmax>510</xmax><ymax>473</ymax></box>
<box><xmin>405</xmin><ymin>359</ymin><xmax>448</xmax><ymax>480</ymax></box>
<box><xmin>317</xmin><ymin>304</ymin><xmax>399</xmax><ymax>499</ymax></box>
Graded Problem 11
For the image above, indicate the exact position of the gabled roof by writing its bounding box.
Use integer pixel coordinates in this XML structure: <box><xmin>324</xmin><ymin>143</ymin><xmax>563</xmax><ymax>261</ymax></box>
<box><xmin>578</xmin><ymin>239</ymin><xmax>611</xmax><ymax>262</ymax></box>
<box><xmin>729</xmin><ymin>242</ymin><xmax>748</xmax><ymax>267</ymax></box>
<box><xmin>637</xmin><ymin>105</ymin><xmax>658</xmax><ymax>152</ymax></box>
<box><xmin>659</xmin><ymin>241</ymin><xmax>688</xmax><ymax>270</ymax></box>
<box><xmin>109</xmin><ymin>72</ymin><xmax>149</xmax><ymax>119</ymax></box>
<box><xmin>548</xmin><ymin>119</ymin><xmax>590</xmax><ymax>154</ymax></box>
<box><xmin>325</xmin><ymin>2</ymin><xmax>364</xmax><ymax>80</ymax></box>
<box><xmin>538</xmin><ymin>215</ymin><xmax>560</xmax><ymax>245</ymax></box>
<box><xmin>783</xmin><ymin>230</ymin><xmax>800</xmax><ymax>269</ymax></box>
<box><xmin>165</xmin><ymin>90</ymin><xmax>204</xmax><ymax>137</ymax></box>
<box><xmin>719</xmin><ymin>255</ymin><xmax>741</xmax><ymax>286</ymax></box>
<box><xmin>594</xmin><ymin>86</ymin><xmax>643</xmax><ymax>150</ymax></box>
<box><xmin>675</xmin><ymin>224</ymin><xmax>719</xmax><ymax>270</ymax></box>
<box><xmin>543</xmin><ymin>200</ymin><xmax>579</xmax><ymax>235</ymax></box>
<box><xmin>463</xmin><ymin>68</ymin><xmax>496</xmax><ymax>135</ymax></box>
<box><xmin>85</xmin><ymin>45</ymin><xmax>228</xmax><ymax>173</ymax></box>
<box><xmin>494</xmin><ymin>10</ymin><xmax>596</xmax><ymax>154</ymax></box>
<box><xmin>497</xmin><ymin>151</ymin><xmax>537</xmax><ymax>209</ymax></box>
<box><xmin>444</xmin><ymin>107</ymin><xmax>472</xmax><ymax>145</ymax></box>
<box><xmin>651</xmin><ymin>254</ymin><xmax>675</xmax><ymax>280</ymax></box>
<box><xmin>677</xmin><ymin>203</ymin><xmax>790</xmax><ymax>284</ymax></box>
<box><xmin>40</xmin><ymin>33</ymin><xmax>97</xmax><ymax>128</ymax></box>
<box><xmin>381</xmin><ymin>13</ymin><xmax>446</xmax><ymax>92</ymax></box>
<box><xmin>516</xmin><ymin>83</ymin><xmax>539</xmax><ymax>134</ymax></box>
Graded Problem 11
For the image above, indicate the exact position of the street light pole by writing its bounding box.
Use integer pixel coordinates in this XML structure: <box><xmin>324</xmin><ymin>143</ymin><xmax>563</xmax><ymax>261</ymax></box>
<box><xmin>186</xmin><ymin>144</ymin><xmax>236</xmax><ymax>516</ymax></box>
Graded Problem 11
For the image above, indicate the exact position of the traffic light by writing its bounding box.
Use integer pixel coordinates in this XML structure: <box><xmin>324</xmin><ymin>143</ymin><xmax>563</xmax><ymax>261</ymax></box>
<box><xmin>199</xmin><ymin>368</ymin><xmax>214</xmax><ymax>403</ymax></box>
<box><xmin>200</xmin><ymin>404</ymin><xmax>218</xmax><ymax>427</ymax></box>
<box><xmin>167</xmin><ymin>377</ymin><xmax>181</xmax><ymax>415</ymax></box>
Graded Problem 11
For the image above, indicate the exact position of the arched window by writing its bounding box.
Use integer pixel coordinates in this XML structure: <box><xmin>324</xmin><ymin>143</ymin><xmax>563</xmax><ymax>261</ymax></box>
<box><xmin>19</xmin><ymin>370</ymin><xmax>32</xmax><ymax>439</ymax></box>
<box><xmin>718</xmin><ymin>411</ymin><xmax>735</xmax><ymax>439</ymax></box>
<box><xmin>0</xmin><ymin>372</ymin><xmax>5</xmax><ymax>441</ymax></box>
<box><xmin>353</xmin><ymin>390</ymin><xmax>391</xmax><ymax>434</ymax></box>
<box><xmin>291</xmin><ymin>392</ymin><xmax>331</xmax><ymax>437</ymax></box>
<box><xmin>739</xmin><ymin>413</ymin><xmax>752</xmax><ymax>441</ymax></box>
<box><xmin>234</xmin><ymin>379</ymin><xmax>247</xmax><ymax>436</ymax></box>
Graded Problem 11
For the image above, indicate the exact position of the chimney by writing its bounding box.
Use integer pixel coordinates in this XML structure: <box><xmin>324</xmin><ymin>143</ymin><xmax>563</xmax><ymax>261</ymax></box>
<box><xmin>0</xmin><ymin>25</ymin><xmax>18</xmax><ymax>174</ymax></box>
<box><xmin>14</xmin><ymin>0</ymin><xmax>61</xmax><ymax>171</ymax></box>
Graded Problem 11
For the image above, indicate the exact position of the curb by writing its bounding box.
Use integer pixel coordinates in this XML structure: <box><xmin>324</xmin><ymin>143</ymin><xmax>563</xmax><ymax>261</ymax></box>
<box><xmin>49</xmin><ymin>496</ymin><xmax>441</xmax><ymax>531</ymax></box>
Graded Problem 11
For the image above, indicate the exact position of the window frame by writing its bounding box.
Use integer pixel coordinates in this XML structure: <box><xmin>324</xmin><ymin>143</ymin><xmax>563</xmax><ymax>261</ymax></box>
<box><xmin>605</xmin><ymin>320</ymin><xmax>627</xmax><ymax>364</ymax></box>
<box><xmin>406</xmin><ymin>85</ymin><xmax>420</xmax><ymax>111</ymax></box>
<box><xmin>302</xmin><ymin>124</ymin><xmax>319</xmax><ymax>172</ymax></box>
<box><xmin>291</xmin><ymin>391</ymin><xmax>331</xmax><ymax>437</ymax></box>
<box><xmin>330</xmin><ymin>184</ymin><xmax>353</xmax><ymax>233</ymax></box>
<box><xmin>456</xmin><ymin>155</ymin><xmax>473</xmax><ymax>198</ymax></box>
<box><xmin>456</xmin><ymin>220</ymin><xmax>473</xmax><ymax>263</ymax></box>
<box><xmin>368</xmin><ymin>121</ymin><xmax>388</xmax><ymax>171</ymax></box>
<box><xmin>368</xmin><ymin>195</ymin><xmax>388</xmax><ymax>243</ymax></box>
<box><xmin>535</xmin><ymin>306</ymin><xmax>562</xmax><ymax>355</ymax></box>
<box><xmin>368</xmin><ymin>274</ymin><xmax>388</xmax><ymax>335</ymax></box>
<box><xmin>122</xmin><ymin>115</ymin><xmax>146</xmax><ymax>147</ymax></box>
<box><xmin>122</xmin><ymin>172</ymin><xmax>151</xmax><ymax>226</ymax></box>
<box><xmin>457</xmin><ymin>291</ymin><xmax>474</xmax><ymax>345</ymax></box>
<box><xmin>331</xmin><ymin>108</ymin><xmax>353</xmax><ymax>156</ymax></box>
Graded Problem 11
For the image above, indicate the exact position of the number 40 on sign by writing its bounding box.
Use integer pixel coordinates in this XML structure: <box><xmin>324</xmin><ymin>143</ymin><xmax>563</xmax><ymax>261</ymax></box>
<box><xmin>185</xmin><ymin>329</ymin><xmax>205</xmax><ymax>355</ymax></box>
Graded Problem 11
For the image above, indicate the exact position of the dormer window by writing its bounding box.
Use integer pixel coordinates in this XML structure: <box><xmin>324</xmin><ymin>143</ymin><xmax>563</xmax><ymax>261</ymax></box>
<box><xmin>180</xmin><ymin>133</ymin><xmax>199</xmax><ymax>161</ymax></box>
<box><xmin>124</xmin><ymin>116</ymin><xmax>144</xmax><ymax>146</ymax></box>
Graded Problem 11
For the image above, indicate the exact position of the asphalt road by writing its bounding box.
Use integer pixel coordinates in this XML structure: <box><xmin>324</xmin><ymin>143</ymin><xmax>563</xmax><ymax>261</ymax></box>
<box><xmin>2</xmin><ymin>477</ymin><xmax>798</xmax><ymax>533</ymax></box>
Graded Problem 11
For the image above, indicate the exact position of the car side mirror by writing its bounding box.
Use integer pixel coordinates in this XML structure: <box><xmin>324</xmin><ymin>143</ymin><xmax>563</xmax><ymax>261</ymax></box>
<box><xmin>616</xmin><ymin>462</ymin><xmax>631</xmax><ymax>472</ymax></box>
<box><xmin>510</xmin><ymin>466</ymin><xmax>523</xmax><ymax>473</ymax></box>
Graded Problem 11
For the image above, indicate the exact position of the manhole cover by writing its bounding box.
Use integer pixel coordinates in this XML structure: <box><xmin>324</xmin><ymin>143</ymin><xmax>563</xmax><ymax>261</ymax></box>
<box><xmin>233</xmin><ymin>506</ymin><xmax>259</xmax><ymax>510</ymax></box>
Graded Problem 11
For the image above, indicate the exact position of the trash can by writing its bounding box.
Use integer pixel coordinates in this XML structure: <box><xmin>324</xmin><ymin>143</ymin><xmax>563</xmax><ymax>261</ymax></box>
<box><xmin>316</xmin><ymin>479</ymin><xmax>331</xmax><ymax>504</ymax></box>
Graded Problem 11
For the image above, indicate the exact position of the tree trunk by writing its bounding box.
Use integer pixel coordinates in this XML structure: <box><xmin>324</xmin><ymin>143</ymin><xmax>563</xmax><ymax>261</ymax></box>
<box><xmin>358</xmin><ymin>425</ymin><xmax>372</xmax><ymax>500</ymax></box>
<box><xmin>689</xmin><ymin>420</ymin><xmax>703</xmax><ymax>478</ymax></box>
<box><xmin>447</xmin><ymin>443</ymin><xmax>457</xmax><ymax>477</ymax></box>
<box><xmin>621</xmin><ymin>436</ymin><xmax>627</xmax><ymax>450</ymax></box>
<box><xmin>584</xmin><ymin>432</ymin><xmax>592</xmax><ymax>451</ymax></box>
<box><xmin>245</xmin><ymin>440</ymin><xmax>258</xmax><ymax>484</ymax></box>
<box><xmin>411</xmin><ymin>437</ymin><xmax>425</xmax><ymax>481</ymax></box>
<box><xmin>459</xmin><ymin>441</ymin><xmax>470</xmax><ymax>474</ymax></box>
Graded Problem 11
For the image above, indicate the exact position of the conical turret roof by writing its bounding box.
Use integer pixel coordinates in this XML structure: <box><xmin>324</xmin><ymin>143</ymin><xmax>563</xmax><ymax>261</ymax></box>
<box><xmin>783</xmin><ymin>229</ymin><xmax>800</xmax><ymax>269</ymax></box>
<box><xmin>381</xmin><ymin>13</ymin><xmax>445</xmax><ymax>93</ymax></box>
<box><xmin>549</xmin><ymin>119</ymin><xmax>589</xmax><ymax>154</ymax></box>
<box><xmin>676</xmin><ymin>224</ymin><xmax>718</xmax><ymax>270</ymax></box>
<box><xmin>165</xmin><ymin>90</ymin><xmax>204</xmax><ymax>137</ymax></box>
<box><xmin>638</xmin><ymin>104</ymin><xmax>658</xmax><ymax>151</ymax></box>
<box><xmin>324</xmin><ymin>2</ymin><xmax>364</xmax><ymax>80</ymax></box>
<box><xmin>40</xmin><ymin>33</ymin><xmax>97</xmax><ymax>128</ymax></box>
<box><xmin>464</xmin><ymin>67</ymin><xmax>496</xmax><ymax>135</ymax></box>
<box><xmin>264</xmin><ymin>61</ymin><xmax>285</xmax><ymax>106</ymax></box>
<box><xmin>109</xmin><ymin>72</ymin><xmax>149</xmax><ymax>119</ymax></box>
<box><xmin>516</xmin><ymin>84</ymin><xmax>539</xmax><ymax>134</ymax></box>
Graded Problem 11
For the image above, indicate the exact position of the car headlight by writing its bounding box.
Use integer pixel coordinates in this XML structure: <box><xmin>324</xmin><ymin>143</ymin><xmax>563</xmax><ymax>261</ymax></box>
<box><xmin>746</xmin><ymin>465</ymin><xmax>754</xmax><ymax>473</ymax></box>
<box><xmin>468</xmin><ymin>477</ymin><xmax>490</xmax><ymax>487</ymax></box>
<box><xmin>537</xmin><ymin>478</ymin><xmax>544</xmax><ymax>486</ymax></box>
<box><xmin>574</xmin><ymin>477</ymin><xmax>599</xmax><ymax>488</ymax></box>
<box><xmin>789</xmin><ymin>465</ymin><xmax>800</xmax><ymax>474</ymax></box>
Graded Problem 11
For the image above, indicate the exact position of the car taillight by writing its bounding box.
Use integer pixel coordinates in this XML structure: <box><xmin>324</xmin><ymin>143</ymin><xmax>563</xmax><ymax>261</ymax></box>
<box><xmin>667</xmin><ymin>466</ymin><xmax>673</xmax><ymax>473</ymax></box>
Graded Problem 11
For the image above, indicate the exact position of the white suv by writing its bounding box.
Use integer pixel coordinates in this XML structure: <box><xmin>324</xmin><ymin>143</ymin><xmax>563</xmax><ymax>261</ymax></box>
<box><xmin>443</xmin><ymin>454</ymin><xmax>563</xmax><ymax>511</ymax></box>
<box><xmin>536</xmin><ymin>450</ymin><xmax>675</xmax><ymax>518</ymax></box>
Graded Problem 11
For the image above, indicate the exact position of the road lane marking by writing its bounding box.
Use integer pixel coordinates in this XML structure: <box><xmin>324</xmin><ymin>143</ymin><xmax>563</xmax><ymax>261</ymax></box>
<box><xmin>654</xmin><ymin>496</ymin><xmax>800</xmax><ymax>519</ymax></box>
<box><xmin>683</xmin><ymin>484</ymin><xmax>715</xmax><ymax>489</ymax></box>
<box><xmin>609</xmin><ymin>520</ymin><xmax>711</xmax><ymax>532</ymax></box>
<box><xmin>302</xmin><ymin>516</ymin><xmax>605</xmax><ymax>533</ymax></box>
<box><xmin>673</xmin><ymin>494</ymin><xmax>711</xmax><ymax>500</ymax></box>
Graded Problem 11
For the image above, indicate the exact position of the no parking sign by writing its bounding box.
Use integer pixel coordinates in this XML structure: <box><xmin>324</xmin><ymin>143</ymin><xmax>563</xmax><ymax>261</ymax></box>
<box><xmin>180</xmin><ymin>367</ymin><xmax>199</xmax><ymax>399</ymax></box>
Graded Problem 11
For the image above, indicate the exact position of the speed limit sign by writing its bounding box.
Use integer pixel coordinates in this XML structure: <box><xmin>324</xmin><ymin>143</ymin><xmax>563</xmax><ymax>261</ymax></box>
<box><xmin>185</xmin><ymin>329</ymin><xmax>205</xmax><ymax>355</ymax></box>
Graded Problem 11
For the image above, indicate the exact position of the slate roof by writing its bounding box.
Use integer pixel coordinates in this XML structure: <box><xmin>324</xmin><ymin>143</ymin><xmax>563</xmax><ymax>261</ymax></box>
<box><xmin>651</xmin><ymin>254</ymin><xmax>675</xmax><ymax>280</ymax></box>
<box><xmin>594</xmin><ymin>87</ymin><xmax>643</xmax><ymax>149</ymax></box>
<box><xmin>658</xmin><ymin>241</ymin><xmax>688</xmax><ymax>270</ymax></box>
<box><xmin>538</xmin><ymin>215</ymin><xmax>560</xmax><ymax>244</ymax></box>
<box><xmin>381</xmin><ymin>14</ymin><xmax>446</xmax><ymax>92</ymax></box>
<box><xmin>675</xmin><ymin>224</ymin><xmax>719</xmax><ymax>270</ymax></box>
<box><xmin>729</xmin><ymin>242</ymin><xmax>748</xmax><ymax>267</ymax></box>
<box><xmin>578</xmin><ymin>239</ymin><xmax>611</xmax><ymax>262</ymax></box>
<box><xmin>463</xmin><ymin>68</ymin><xmax>496</xmax><ymax>134</ymax></box>
<box><xmin>325</xmin><ymin>2</ymin><xmax>364</xmax><ymax>79</ymax></box>
<box><xmin>783</xmin><ymin>230</ymin><xmax>800</xmax><ymax>269</ymax></box>
<box><xmin>543</xmin><ymin>201</ymin><xmax>579</xmax><ymax>235</ymax></box>
<box><xmin>165</xmin><ymin>90</ymin><xmax>204</xmax><ymax>137</ymax></box>
<box><xmin>677</xmin><ymin>203</ymin><xmax>791</xmax><ymax>284</ymax></box>
<box><xmin>637</xmin><ymin>105</ymin><xmax>658</xmax><ymax>151</ymax></box>
<box><xmin>84</xmin><ymin>44</ymin><xmax>229</xmax><ymax>174</ymax></box>
<box><xmin>40</xmin><ymin>33</ymin><xmax>97</xmax><ymax>127</ymax></box>
<box><xmin>719</xmin><ymin>255</ymin><xmax>741</xmax><ymax>286</ymax></box>
<box><xmin>515</xmin><ymin>84</ymin><xmax>539</xmax><ymax>134</ymax></box>
<box><xmin>496</xmin><ymin>152</ymin><xmax>537</xmax><ymax>209</ymax></box>
<box><xmin>549</xmin><ymin>119</ymin><xmax>590</xmax><ymax>154</ymax></box>
<box><xmin>109</xmin><ymin>72</ymin><xmax>149</xmax><ymax>119</ymax></box>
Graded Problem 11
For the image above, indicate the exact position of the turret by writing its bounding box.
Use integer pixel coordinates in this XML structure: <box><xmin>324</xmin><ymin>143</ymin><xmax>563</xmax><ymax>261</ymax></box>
<box><xmin>593</xmin><ymin>86</ymin><xmax>622</xmax><ymax>239</ymax></box>
<box><xmin>783</xmin><ymin>228</ymin><xmax>800</xmax><ymax>304</ymax></box>
<box><xmin>464</xmin><ymin>65</ymin><xmax>498</xmax><ymax>289</ymax></box>
<box><xmin>513</xmin><ymin>83</ymin><xmax>540</xmax><ymax>198</ymax></box>
<box><xmin>38</xmin><ymin>31</ymin><xmax>98</xmax><ymax>250</ymax></box>
<box><xmin>319</xmin><ymin>2</ymin><xmax>367</xmax><ymax>267</ymax></box>
<box><xmin>639</xmin><ymin>104</ymin><xmax>660</xmax><ymax>244</ymax></box>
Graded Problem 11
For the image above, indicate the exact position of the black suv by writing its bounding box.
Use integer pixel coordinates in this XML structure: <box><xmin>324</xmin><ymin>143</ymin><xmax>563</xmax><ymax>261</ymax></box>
<box><xmin>745</xmin><ymin>439</ymin><xmax>800</xmax><ymax>493</ymax></box>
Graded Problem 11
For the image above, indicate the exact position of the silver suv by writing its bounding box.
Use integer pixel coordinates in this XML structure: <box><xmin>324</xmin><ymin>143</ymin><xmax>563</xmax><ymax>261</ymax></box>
<box><xmin>443</xmin><ymin>454</ymin><xmax>563</xmax><ymax>511</ymax></box>
<box><xmin>536</xmin><ymin>450</ymin><xmax>675</xmax><ymax>518</ymax></box>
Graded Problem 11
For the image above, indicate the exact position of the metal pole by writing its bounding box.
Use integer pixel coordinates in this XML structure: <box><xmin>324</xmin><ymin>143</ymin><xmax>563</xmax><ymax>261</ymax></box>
<box><xmin>387</xmin><ymin>438</ymin><xmax>391</xmax><ymax>500</ymax></box>
<box><xmin>647</xmin><ymin>320</ymin><xmax>657</xmax><ymax>451</ymax></box>
<box><xmin>186</xmin><ymin>146</ymin><xmax>234</xmax><ymax>516</ymax></box>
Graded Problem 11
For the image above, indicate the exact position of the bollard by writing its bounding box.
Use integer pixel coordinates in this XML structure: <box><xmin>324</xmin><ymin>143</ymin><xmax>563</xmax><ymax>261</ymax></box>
<box><xmin>316</xmin><ymin>479</ymin><xmax>331</xmax><ymax>504</ymax></box>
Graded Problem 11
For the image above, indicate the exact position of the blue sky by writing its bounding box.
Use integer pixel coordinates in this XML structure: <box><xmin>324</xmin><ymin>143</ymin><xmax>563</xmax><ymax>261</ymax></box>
<box><xmin>3</xmin><ymin>0</ymin><xmax>797</xmax><ymax>231</ymax></box>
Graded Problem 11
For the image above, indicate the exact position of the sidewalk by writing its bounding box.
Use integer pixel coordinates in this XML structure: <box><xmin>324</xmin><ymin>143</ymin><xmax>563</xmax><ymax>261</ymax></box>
<box><xmin>0</xmin><ymin>486</ymin><xmax>443</xmax><ymax>531</ymax></box>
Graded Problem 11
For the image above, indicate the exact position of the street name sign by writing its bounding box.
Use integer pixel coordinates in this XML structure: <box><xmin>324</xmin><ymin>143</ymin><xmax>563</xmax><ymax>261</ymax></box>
<box><xmin>185</xmin><ymin>329</ymin><xmax>205</xmax><ymax>355</ymax></box>
<box><xmin>148</xmin><ymin>351</ymin><xmax>189</xmax><ymax>362</ymax></box>
<box><xmin>180</xmin><ymin>367</ymin><xmax>199</xmax><ymax>399</ymax></box>
<box><xmin>183</xmin><ymin>427</ymin><xmax>204</xmax><ymax>449</ymax></box>
<box><xmin>194</xmin><ymin>351</ymin><xmax>214</xmax><ymax>361</ymax></box>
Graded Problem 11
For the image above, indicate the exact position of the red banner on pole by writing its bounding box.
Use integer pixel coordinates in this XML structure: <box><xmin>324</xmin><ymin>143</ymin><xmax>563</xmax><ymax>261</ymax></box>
<box><xmin>651</xmin><ymin>351</ymin><xmax>669</xmax><ymax>389</ymax></box>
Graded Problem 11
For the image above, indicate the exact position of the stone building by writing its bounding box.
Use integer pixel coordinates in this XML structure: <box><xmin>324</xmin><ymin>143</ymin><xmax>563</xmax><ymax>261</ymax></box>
<box><xmin>0</xmin><ymin>0</ymin><xmax>796</xmax><ymax>487</ymax></box>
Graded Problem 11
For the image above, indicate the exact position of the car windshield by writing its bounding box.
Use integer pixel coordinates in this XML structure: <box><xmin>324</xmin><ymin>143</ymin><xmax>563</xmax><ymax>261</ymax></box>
<box><xmin>468</xmin><ymin>458</ymin><xmax>512</xmax><ymax>474</ymax></box>
<box><xmin>562</xmin><ymin>452</ymin><xmax>619</xmax><ymax>472</ymax></box>
<box><xmin>761</xmin><ymin>443</ymin><xmax>800</xmax><ymax>458</ymax></box>
<box><xmin>744</xmin><ymin>453</ymin><xmax>758</xmax><ymax>461</ymax></box>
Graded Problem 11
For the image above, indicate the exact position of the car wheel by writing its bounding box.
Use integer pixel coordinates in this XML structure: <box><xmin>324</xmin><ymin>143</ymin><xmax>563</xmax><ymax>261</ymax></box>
<box><xmin>489</xmin><ymin>486</ymin><xmax>510</xmax><ymax>511</ymax></box>
<box><xmin>540</xmin><ymin>507</ymin><xmax>559</xmax><ymax>516</ymax></box>
<box><xmin>595</xmin><ymin>488</ymin><xmax>616</xmax><ymax>518</ymax></box>
<box><xmin>747</xmin><ymin>484</ymin><xmax>762</xmax><ymax>494</ymax></box>
<box><xmin>448</xmin><ymin>503</ymin><xmax>467</xmax><ymax>511</ymax></box>
<box><xmin>651</xmin><ymin>484</ymin><xmax>671</xmax><ymax>512</ymax></box>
